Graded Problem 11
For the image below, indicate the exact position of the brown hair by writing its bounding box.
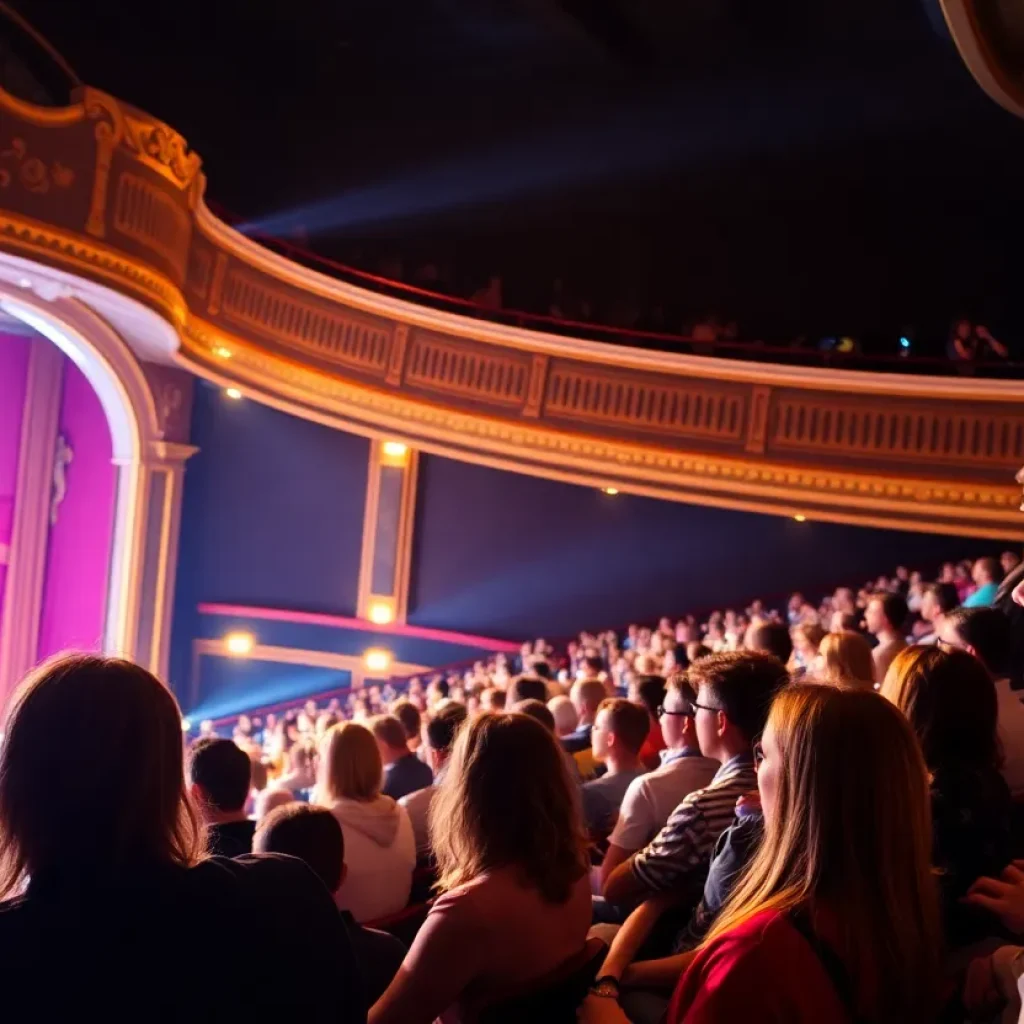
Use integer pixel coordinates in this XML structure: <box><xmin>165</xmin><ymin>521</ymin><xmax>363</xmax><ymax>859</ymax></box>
<box><xmin>369</xmin><ymin>714</ymin><xmax>408</xmax><ymax>752</ymax></box>
<box><xmin>389</xmin><ymin>699</ymin><xmax>421</xmax><ymax>741</ymax></box>
<box><xmin>0</xmin><ymin>654</ymin><xmax>202</xmax><ymax>897</ymax></box>
<box><xmin>881</xmin><ymin>646</ymin><xmax>1001</xmax><ymax>774</ymax></box>
<box><xmin>687</xmin><ymin>650</ymin><xmax>789</xmax><ymax>744</ymax></box>
<box><xmin>707</xmin><ymin>685</ymin><xmax>941</xmax><ymax>1021</ymax></box>
<box><xmin>318</xmin><ymin>722</ymin><xmax>382</xmax><ymax>803</ymax></box>
<box><xmin>429</xmin><ymin>712</ymin><xmax>588</xmax><ymax>903</ymax></box>
<box><xmin>818</xmin><ymin>631</ymin><xmax>876</xmax><ymax>691</ymax></box>
<box><xmin>597</xmin><ymin>698</ymin><xmax>650</xmax><ymax>755</ymax></box>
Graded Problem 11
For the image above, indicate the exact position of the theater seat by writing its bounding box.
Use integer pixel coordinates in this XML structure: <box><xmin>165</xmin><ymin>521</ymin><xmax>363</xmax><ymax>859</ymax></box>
<box><xmin>478</xmin><ymin>937</ymin><xmax>607</xmax><ymax>1024</ymax></box>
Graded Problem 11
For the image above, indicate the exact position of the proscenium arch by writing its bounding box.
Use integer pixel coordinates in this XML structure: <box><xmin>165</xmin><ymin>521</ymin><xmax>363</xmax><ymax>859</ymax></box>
<box><xmin>0</xmin><ymin>282</ymin><xmax>162</xmax><ymax>659</ymax></box>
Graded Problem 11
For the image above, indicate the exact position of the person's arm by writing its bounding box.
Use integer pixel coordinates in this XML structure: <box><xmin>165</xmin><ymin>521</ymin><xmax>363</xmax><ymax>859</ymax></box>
<box><xmin>953</xmin><ymin>336</ymin><xmax>973</xmax><ymax>359</ymax></box>
<box><xmin>598</xmin><ymin>843</ymin><xmax>632</xmax><ymax>892</ymax></box>
<box><xmin>605</xmin><ymin>798</ymin><xmax>706</xmax><ymax>906</ymax></box>
<box><xmin>369</xmin><ymin>898</ymin><xmax>479</xmax><ymax>1024</ymax></box>
<box><xmin>622</xmin><ymin>950</ymin><xmax>697</xmax><ymax>991</ymax></box>
<box><xmin>600</xmin><ymin>896</ymin><xmax>677</xmax><ymax>981</ymax></box>
<box><xmin>977</xmin><ymin>326</ymin><xmax>1009</xmax><ymax>358</ymax></box>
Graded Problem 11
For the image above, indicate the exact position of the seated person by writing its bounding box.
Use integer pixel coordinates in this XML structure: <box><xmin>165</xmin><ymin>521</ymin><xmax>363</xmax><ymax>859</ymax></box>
<box><xmin>601</xmin><ymin>652</ymin><xmax>787</xmax><ymax>913</ymax></box>
<box><xmin>0</xmin><ymin>654</ymin><xmax>362</xmax><ymax>1021</ymax></box>
<box><xmin>882</xmin><ymin>646</ymin><xmax>1013</xmax><ymax>948</ymax></box>
<box><xmin>582</xmin><ymin>699</ymin><xmax>649</xmax><ymax>838</ymax></box>
<box><xmin>255</xmin><ymin>803</ymin><xmax>406</xmax><ymax>1005</ymax></box>
<box><xmin>549</xmin><ymin>694</ymin><xmax>580</xmax><ymax>739</ymax></box>
<box><xmin>372</xmin><ymin>715</ymin><xmax>433</xmax><ymax>801</ymax></box>
<box><xmin>187</xmin><ymin>737</ymin><xmax>256</xmax><ymax>857</ymax></box>
<box><xmin>565</xmin><ymin>678</ymin><xmax>608</xmax><ymax>780</ymax></box>
<box><xmin>596</xmin><ymin>677</ymin><xmax>717</xmax><ymax>893</ymax></box>
<box><xmin>399</xmin><ymin>702</ymin><xmax>468</xmax><ymax>857</ymax></box>
<box><xmin>580</xmin><ymin>685</ymin><xmax>943</xmax><ymax>1024</ymax></box>
<box><xmin>745</xmin><ymin>622</ymin><xmax>793</xmax><ymax>667</ymax></box>
<box><xmin>629</xmin><ymin>666</ymin><xmax>666</xmax><ymax>770</ymax></box>
<box><xmin>390</xmin><ymin>698</ymin><xmax>425</xmax><ymax>757</ymax></box>
<box><xmin>369</xmin><ymin>712</ymin><xmax>592</xmax><ymax>1024</ymax></box>
<box><xmin>274</xmin><ymin>740</ymin><xmax>316</xmax><ymax>797</ymax></box>
<box><xmin>316</xmin><ymin>722</ymin><xmax>416</xmax><ymax>922</ymax></box>
<box><xmin>507</xmin><ymin>674</ymin><xmax>549</xmax><ymax>705</ymax></box>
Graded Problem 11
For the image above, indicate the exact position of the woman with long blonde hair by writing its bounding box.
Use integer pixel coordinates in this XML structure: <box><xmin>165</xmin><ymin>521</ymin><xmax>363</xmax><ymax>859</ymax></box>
<box><xmin>630</xmin><ymin>684</ymin><xmax>939</xmax><ymax>1024</ymax></box>
<box><xmin>817</xmin><ymin>629</ymin><xmax>876</xmax><ymax>690</ymax></box>
<box><xmin>0</xmin><ymin>654</ymin><xmax>360</xmax><ymax>1020</ymax></box>
<box><xmin>370</xmin><ymin>711</ymin><xmax>592</xmax><ymax>1024</ymax></box>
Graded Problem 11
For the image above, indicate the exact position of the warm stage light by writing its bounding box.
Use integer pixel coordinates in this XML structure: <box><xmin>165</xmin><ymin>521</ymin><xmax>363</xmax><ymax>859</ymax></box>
<box><xmin>180</xmin><ymin>718</ymin><xmax>192</xmax><ymax>732</ymax></box>
<box><xmin>364</xmin><ymin>648</ymin><xmax>392</xmax><ymax>673</ymax></box>
<box><xmin>793</xmin><ymin>514</ymin><xmax>807</xmax><ymax>523</ymax></box>
<box><xmin>382</xmin><ymin>441</ymin><xmax>408</xmax><ymax>458</ymax></box>
<box><xmin>224</xmin><ymin>631</ymin><xmax>255</xmax><ymax>656</ymax></box>
<box><xmin>213</xmin><ymin>346</ymin><xmax>233</xmax><ymax>359</ymax></box>
<box><xmin>602</xmin><ymin>487</ymin><xmax>619</xmax><ymax>496</ymax></box>
<box><xmin>368</xmin><ymin>600</ymin><xmax>395</xmax><ymax>625</ymax></box>
<box><xmin>225</xmin><ymin>387</ymin><xmax>242</xmax><ymax>400</ymax></box>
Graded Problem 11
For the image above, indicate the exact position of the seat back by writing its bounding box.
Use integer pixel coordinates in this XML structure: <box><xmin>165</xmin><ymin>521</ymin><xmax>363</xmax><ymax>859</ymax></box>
<box><xmin>478</xmin><ymin>938</ymin><xmax>607</xmax><ymax>1024</ymax></box>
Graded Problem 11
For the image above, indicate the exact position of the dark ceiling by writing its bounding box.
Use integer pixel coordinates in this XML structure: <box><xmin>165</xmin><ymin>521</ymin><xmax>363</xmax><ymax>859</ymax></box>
<box><xmin>7</xmin><ymin>0</ymin><xmax>1024</xmax><ymax>339</ymax></box>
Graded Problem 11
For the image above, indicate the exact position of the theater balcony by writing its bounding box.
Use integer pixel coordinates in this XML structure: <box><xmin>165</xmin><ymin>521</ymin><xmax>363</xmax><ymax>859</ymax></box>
<box><xmin>1</xmin><ymin>79</ymin><xmax>1023</xmax><ymax>546</ymax></box>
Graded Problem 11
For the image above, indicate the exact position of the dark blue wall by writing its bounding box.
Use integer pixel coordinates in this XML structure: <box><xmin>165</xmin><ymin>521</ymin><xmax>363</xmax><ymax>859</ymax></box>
<box><xmin>169</xmin><ymin>383</ymin><xmax>370</xmax><ymax>694</ymax></box>
<box><xmin>408</xmin><ymin>455</ymin><xmax>1009</xmax><ymax>639</ymax></box>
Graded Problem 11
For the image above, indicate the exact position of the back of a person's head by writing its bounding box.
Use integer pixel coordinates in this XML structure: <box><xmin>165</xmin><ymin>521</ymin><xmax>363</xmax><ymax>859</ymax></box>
<box><xmin>370</xmin><ymin>714</ymin><xmax>409</xmax><ymax>754</ymax></box>
<box><xmin>319</xmin><ymin>721</ymin><xmax>382</xmax><ymax>803</ymax></box>
<box><xmin>426</xmin><ymin>701</ymin><xmax>468</xmax><ymax>753</ymax></box>
<box><xmin>513</xmin><ymin>699</ymin><xmax>556</xmax><ymax>733</ymax></box>
<box><xmin>582</xmin><ymin>655</ymin><xmax>604</xmax><ymax>675</ymax></box>
<box><xmin>924</xmin><ymin>582</ymin><xmax>960</xmax><ymax>616</ymax></box>
<box><xmin>254</xmin><ymin>803</ymin><xmax>344</xmax><ymax>893</ymax></box>
<box><xmin>747</xmin><ymin>622</ymin><xmax>793</xmax><ymax>665</ymax></box>
<box><xmin>572</xmin><ymin>678</ymin><xmax>607</xmax><ymax>715</ymax></box>
<box><xmin>881</xmin><ymin>645</ymin><xmax>999</xmax><ymax>775</ymax></box>
<box><xmin>946</xmin><ymin>606</ymin><xmax>1012</xmax><ymax>678</ymax></box>
<box><xmin>547</xmin><ymin>695</ymin><xmax>578</xmax><ymax>735</ymax></box>
<box><xmin>390</xmin><ymin>698</ymin><xmax>421</xmax><ymax>742</ymax></box>
<box><xmin>480</xmin><ymin>687</ymin><xmax>506</xmax><ymax>711</ymax></box>
<box><xmin>710</xmin><ymin>684</ymin><xmax>940</xmax><ymax>1021</ymax></box>
<box><xmin>597</xmin><ymin>698</ymin><xmax>651</xmax><ymax>756</ymax></box>
<box><xmin>633</xmin><ymin>654</ymin><xmax>659</xmax><ymax>677</ymax></box>
<box><xmin>874</xmin><ymin>591</ymin><xmax>909</xmax><ymax>631</ymax></box>
<box><xmin>255</xmin><ymin>787</ymin><xmax>297</xmax><ymax>821</ymax></box>
<box><xmin>688</xmin><ymin>650</ymin><xmax>789</xmax><ymax>744</ymax></box>
<box><xmin>507</xmin><ymin>675</ymin><xmax>548</xmax><ymax>706</ymax></box>
<box><xmin>429</xmin><ymin>712</ymin><xmax>588</xmax><ymax>903</ymax></box>
<box><xmin>0</xmin><ymin>654</ymin><xmax>201</xmax><ymax>896</ymax></box>
<box><xmin>818</xmin><ymin>631</ymin><xmax>875</xmax><ymax>691</ymax></box>
<box><xmin>634</xmin><ymin>674</ymin><xmax>666</xmax><ymax>719</ymax></box>
<box><xmin>531</xmin><ymin>660</ymin><xmax>552</xmax><ymax>681</ymax></box>
<box><xmin>188</xmin><ymin>738</ymin><xmax>252</xmax><ymax>813</ymax></box>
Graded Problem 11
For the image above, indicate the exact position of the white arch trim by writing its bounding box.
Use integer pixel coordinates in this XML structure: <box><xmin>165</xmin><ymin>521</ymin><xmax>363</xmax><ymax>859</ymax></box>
<box><xmin>0</xmin><ymin>283</ymin><xmax>162</xmax><ymax>668</ymax></box>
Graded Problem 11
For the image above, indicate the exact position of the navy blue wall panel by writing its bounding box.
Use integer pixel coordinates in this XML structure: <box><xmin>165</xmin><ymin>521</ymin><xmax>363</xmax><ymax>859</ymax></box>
<box><xmin>408</xmin><ymin>455</ymin><xmax>1009</xmax><ymax>640</ymax></box>
<box><xmin>169</xmin><ymin>383</ymin><xmax>370</xmax><ymax>693</ymax></box>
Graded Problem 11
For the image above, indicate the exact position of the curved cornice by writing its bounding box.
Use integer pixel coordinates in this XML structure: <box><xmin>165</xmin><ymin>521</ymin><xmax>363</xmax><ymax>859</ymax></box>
<box><xmin>1</xmin><ymin>83</ymin><xmax>1022</xmax><ymax>540</ymax></box>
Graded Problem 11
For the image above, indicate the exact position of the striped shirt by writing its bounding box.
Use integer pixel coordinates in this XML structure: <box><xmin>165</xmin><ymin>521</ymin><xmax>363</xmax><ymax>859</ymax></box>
<box><xmin>630</xmin><ymin>754</ymin><xmax>756</xmax><ymax>895</ymax></box>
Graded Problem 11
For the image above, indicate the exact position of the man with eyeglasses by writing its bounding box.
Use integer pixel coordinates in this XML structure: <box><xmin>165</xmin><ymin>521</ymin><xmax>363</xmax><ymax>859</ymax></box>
<box><xmin>601</xmin><ymin>651</ymin><xmax>788</xmax><ymax>912</ymax></box>
<box><xmin>595</xmin><ymin>678</ymin><xmax>718</xmax><ymax>893</ymax></box>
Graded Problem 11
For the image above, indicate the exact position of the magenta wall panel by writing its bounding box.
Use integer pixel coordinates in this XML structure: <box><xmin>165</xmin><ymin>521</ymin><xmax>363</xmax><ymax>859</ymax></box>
<box><xmin>36</xmin><ymin>357</ymin><xmax>116</xmax><ymax>659</ymax></box>
<box><xmin>0</xmin><ymin>333</ymin><xmax>32</xmax><ymax>624</ymax></box>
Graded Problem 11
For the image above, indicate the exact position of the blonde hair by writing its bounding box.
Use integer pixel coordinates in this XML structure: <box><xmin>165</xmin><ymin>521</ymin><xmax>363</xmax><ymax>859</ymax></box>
<box><xmin>0</xmin><ymin>654</ymin><xmax>203</xmax><ymax>897</ymax></box>
<box><xmin>318</xmin><ymin>722</ymin><xmax>382</xmax><ymax>803</ymax></box>
<box><xmin>706</xmin><ymin>685</ymin><xmax>940</xmax><ymax>1022</ymax></box>
<box><xmin>818</xmin><ymin>630</ymin><xmax>876</xmax><ymax>690</ymax></box>
<box><xmin>429</xmin><ymin>712</ymin><xmax>588</xmax><ymax>903</ymax></box>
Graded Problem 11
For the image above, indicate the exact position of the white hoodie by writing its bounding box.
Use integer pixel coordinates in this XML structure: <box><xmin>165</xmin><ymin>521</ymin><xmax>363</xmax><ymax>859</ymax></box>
<box><xmin>327</xmin><ymin>795</ymin><xmax>416</xmax><ymax>923</ymax></box>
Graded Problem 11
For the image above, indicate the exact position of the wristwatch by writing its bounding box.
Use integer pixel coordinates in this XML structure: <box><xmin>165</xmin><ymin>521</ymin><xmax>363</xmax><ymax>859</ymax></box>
<box><xmin>590</xmin><ymin>975</ymin><xmax>621</xmax><ymax>999</ymax></box>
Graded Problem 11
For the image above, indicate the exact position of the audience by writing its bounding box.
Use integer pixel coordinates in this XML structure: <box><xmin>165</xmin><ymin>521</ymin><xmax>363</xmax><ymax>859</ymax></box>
<box><xmin>746</xmin><ymin>622</ymin><xmax>793</xmax><ymax>666</ymax></box>
<box><xmin>582</xmin><ymin>699</ymin><xmax>650</xmax><ymax>837</ymax></box>
<box><xmin>582</xmin><ymin>684</ymin><xmax>942</xmax><ymax>1023</ymax></box>
<box><xmin>399</xmin><ymin>701</ymin><xmax>468</xmax><ymax>857</ymax></box>
<box><xmin>816</xmin><ymin>630</ymin><xmax>876</xmax><ymax>690</ymax></box>
<box><xmin>865</xmin><ymin>590</ymin><xmax>909</xmax><ymax>679</ymax></box>
<box><xmin>369</xmin><ymin>712</ymin><xmax>592</xmax><ymax>1023</ymax></box>
<box><xmin>187</xmin><ymin>737</ymin><xmax>257</xmax><ymax>857</ymax></box>
<box><xmin>964</xmin><ymin>556</ymin><xmax>1002</xmax><ymax>607</ymax></box>
<box><xmin>317</xmin><ymin>722</ymin><xmax>417</xmax><ymax>922</ymax></box>
<box><xmin>372</xmin><ymin>714</ymin><xmax>433</xmax><ymax>801</ymax></box>
<box><xmin>629</xmin><ymin>663</ymin><xmax>667</xmax><ymax>769</ymax></box>
<box><xmin>255</xmin><ymin>803</ymin><xmax>406</xmax><ymax>1004</ymax></box>
<box><xmin>917</xmin><ymin>581</ymin><xmax>960</xmax><ymax>644</ymax></box>
<box><xmin>548</xmin><ymin>693</ymin><xmax>580</xmax><ymax>737</ymax></box>
<box><xmin>601</xmin><ymin>652</ymin><xmax>787</xmax><ymax>912</ymax></box>
<box><xmin>0</xmin><ymin>654</ymin><xmax>363</xmax><ymax>1021</ymax></box>
<box><xmin>390</xmin><ymin>698</ymin><xmax>424</xmax><ymax>756</ymax></box>
<box><xmin>882</xmin><ymin>646</ymin><xmax>1013</xmax><ymax>947</ymax></box>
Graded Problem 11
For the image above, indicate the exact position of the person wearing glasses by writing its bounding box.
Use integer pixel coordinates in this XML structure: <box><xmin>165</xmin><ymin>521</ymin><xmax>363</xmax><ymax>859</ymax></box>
<box><xmin>600</xmin><ymin>652</ymin><xmax>788</xmax><ymax>913</ymax></box>
<box><xmin>596</xmin><ymin>678</ymin><xmax>718</xmax><ymax>893</ymax></box>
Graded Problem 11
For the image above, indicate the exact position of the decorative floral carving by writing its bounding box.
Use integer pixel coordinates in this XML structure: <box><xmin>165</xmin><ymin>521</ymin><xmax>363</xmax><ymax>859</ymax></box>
<box><xmin>0</xmin><ymin>138</ymin><xmax>74</xmax><ymax>194</ymax></box>
<box><xmin>122</xmin><ymin>115</ymin><xmax>201</xmax><ymax>188</ymax></box>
